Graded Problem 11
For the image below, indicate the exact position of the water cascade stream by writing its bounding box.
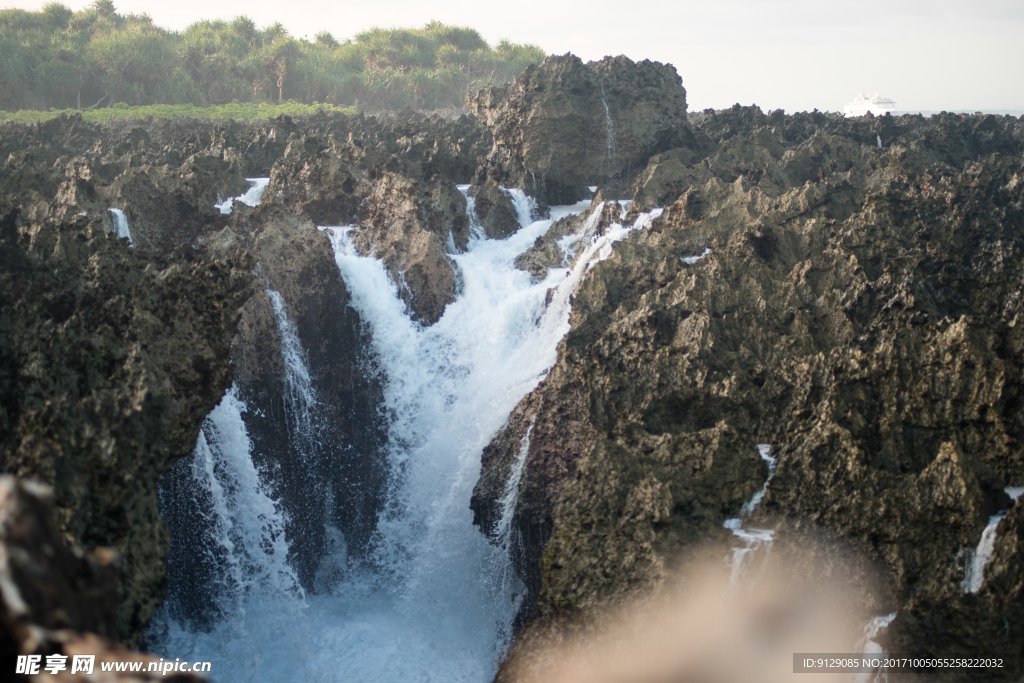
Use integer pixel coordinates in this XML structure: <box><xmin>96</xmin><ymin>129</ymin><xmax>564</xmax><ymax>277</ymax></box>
<box><xmin>599</xmin><ymin>81</ymin><xmax>617</xmax><ymax>182</ymax></box>
<box><xmin>961</xmin><ymin>486</ymin><xmax>1024</xmax><ymax>593</ymax></box>
<box><xmin>216</xmin><ymin>178</ymin><xmax>270</xmax><ymax>215</ymax></box>
<box><xmin>154</xmin><ymin>386</ymin><xmax>309</xmax><ymax>677</ymax></box>
<box><xmin>155</xmin><ymin>195</ymin><xmax>665</xmax><ymax>681</ymax></box>
<box><xmin>266</xmin><ymin>287</ymin><xmax>318</xmax><ymax>448</ymax></box>
<box><xmin>108</xmin><ymin>208</ymin><xmax>133</xmax><ymax>245</ymax></box>
<box><xmin>723</xmin><ymin>444</ymin><xmax>776</xmax><ymax>587</ymax></box>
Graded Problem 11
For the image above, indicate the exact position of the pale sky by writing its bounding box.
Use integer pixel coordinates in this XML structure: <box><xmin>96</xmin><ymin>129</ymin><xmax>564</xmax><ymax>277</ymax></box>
<box><xmin>5</xmin><ymin>0</ymin><xmax>1023</xmax><ymax>112</ymax></box>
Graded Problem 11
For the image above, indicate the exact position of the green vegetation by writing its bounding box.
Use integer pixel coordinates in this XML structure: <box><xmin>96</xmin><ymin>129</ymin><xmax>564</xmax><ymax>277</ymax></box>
<box><xmin>0</xmin><ymin>2</ymin><xmax>544</xmax><ymax>113</ymax></box>
<box><xmin>0</xmin><ymin>100</ymin><xmax>356</xmax><ymax>124</ymax></box>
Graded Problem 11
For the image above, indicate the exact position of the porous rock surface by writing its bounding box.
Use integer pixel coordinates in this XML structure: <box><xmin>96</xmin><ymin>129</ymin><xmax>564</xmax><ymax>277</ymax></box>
<box><xmin>5</xmin><ymin>80</ymin><xmax>1024</xmax><ymax>683</ymax></box>
<box><xmin>0</xmin><ymin>188</ymin><xmax>252</xmax><ymax>643</ymax></box>
<box><xmin>473</xmin><ymin>107</ymin><xmax>1024</xmax><ymax>681</ymax></box>
<box><xmin>469</xmin><ymin>180</ymin><xmax>520</xmax><ymax>240</ymax></box>
<box><xmin>470</xmin><ymin>54</ymin><xmax>696</xmax><ymax>204</ymax></box>
<box><xmin>0</xmin><ymin>108</ymin><xmax>489</xmax><ymax>644</ymax></box>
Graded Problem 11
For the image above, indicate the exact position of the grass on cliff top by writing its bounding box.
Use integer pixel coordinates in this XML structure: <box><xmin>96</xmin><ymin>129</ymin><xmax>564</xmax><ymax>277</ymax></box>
<box><xmin>0</xmin><ymin>100</ymin><xmax>357</xmax><ymax>124</ymax></box>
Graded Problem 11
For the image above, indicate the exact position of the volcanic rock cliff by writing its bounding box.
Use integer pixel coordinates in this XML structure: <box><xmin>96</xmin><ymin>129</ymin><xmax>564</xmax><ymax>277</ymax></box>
<box><xmin>0</xmin><ymin>107</ymin><xmax>494</xmax><ymax>651</ymax></box>
<box><xmin>472</xmin><ymin>107</ymin><xmax>1024</xmax><ymax>680</ymax></box>
<box><xmin>2</xmin><ymin>49</ymin><xmax>1023</xmax><ymax>683</ymax></box>
<box><xmin>470</xmin><ymin>54</ymin><xmax>698</xmax><ymax>205</ymax></box>
<box><xmin>0</xmin><ymin>185</ymin><xmax>252</xmax><ymax>648</ymax></box>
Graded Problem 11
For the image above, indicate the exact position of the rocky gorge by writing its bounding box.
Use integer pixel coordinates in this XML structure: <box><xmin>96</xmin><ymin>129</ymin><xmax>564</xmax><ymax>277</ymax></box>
<box><xmin>0</xmin><ymin>52</ymin><xmax>1022</xmax><ymax>682</ymax></box>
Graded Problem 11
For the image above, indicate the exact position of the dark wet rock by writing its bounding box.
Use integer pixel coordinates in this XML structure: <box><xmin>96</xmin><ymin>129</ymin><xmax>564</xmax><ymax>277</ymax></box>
<box><xmin>348</xmin><ymin>172</ymin><xmax>469</xmax><ymax>324</ymax></box>
<box><xmin>474</xmin><ymin>108</ymin><xmax>1024</xmax><ymax>679</ymax></box>
<box><xmin>469</xmin><ymin>54</ymin><xmax>695</xmax><ymax>204</ymax></box>
<box><xmin>262</xmin><ymin>136</ymin><xmax>371</xmax><ymax>227</ymax></box>
<box><xmin>468</xmin><ymin>180</ymin><xmax>520</xmax><ymax>239</ymax></box>
<box><xmin>630</xmin><ymin>146</ymin><xmax>714</xmax><ymax>211</ymax></box>
<box><xmin>0</xmin><ymin>203</ymin><xmax>253</xmax><ymax>644</ymax></box>
<box><xmin>207</xmin><ymin>206</ymin><xmax>386</xmax><ymax>594</ymax></box>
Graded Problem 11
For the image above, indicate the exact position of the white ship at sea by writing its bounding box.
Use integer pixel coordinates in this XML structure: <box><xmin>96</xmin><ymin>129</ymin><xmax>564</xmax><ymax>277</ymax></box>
<box><xmin>844</xmin><ymin>92</ymin><xmax>896</xmax><ymax>117</ymax></box>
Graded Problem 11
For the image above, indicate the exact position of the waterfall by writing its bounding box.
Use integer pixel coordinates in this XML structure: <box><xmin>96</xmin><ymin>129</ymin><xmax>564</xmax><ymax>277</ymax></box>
<box><xmin>740</xmin><ymin>444</ymin><xmax>777</xmax><ymax>516</ymax></box>
<box><xmin>266</xmin><ymin>287</ymin><xmax>317</xmax><ymax>450</ymax></box>
<box><xmin>216</xmin><ymin>178</ymin><xmax>270</xmax><ymax>214</ymax></box>
<box><xmin>500</xmin><ymin>187</ymin><xmax>538</xmax><ymax>229</ymax></box>
<box><xmin>152</xmin><ymin>286</ymin><xmax>333</xmax><ymax>678</ymax></box>
<box><xmin>723</xmin><ymin>444</ymin><xmax>776</xmax><ymax>587</ymax></box>
<box><xmin>962</xmin><ymin>514</ymin><xmax>1006</xmax><ymax>593</ymax></box>
<box><xmin>960</xmin><ymin>486</ymin><xmax>1023</xmax><ymax>594</ymax></box>
<box><xmin>108</xmin><ymin>208</ymin><xmax>133</xmax><ymax>245</ymax></box>
<box><xmin>152</xmin><ymin>387</ymin><xmax>309</xmax><ymax>681</ymax></box>
<box><xmin>457</xmin><ymin>184</ymin><xmax>485</xmax><ymax>240</ymax></box>
<box><xmin>618</xmin><ymin>199</ymin><xmax>631</xmax><ymax>220</ymax></box>
<box><xmin>599</xmin><ymin>80</ymin><xmax>617</xmax><ymax>182</ymax></box>
<box><xmin>306</xmin><ymin>200</ymin><xmax>663</xmax><ymax>681</ymax></box>
<box><xmin>488</xmin><ymin>421</ymin><xmax>536</xmax><ymax>627</ymax></box>
<box><xmin>185</xmin><ymin>389</ymin><xmax>303</xmax><ymax>604</ymax></box>
<box><xmin>155</xmin><ymin>190</ymin><xmax>664</xmax><ymax>681</ymax></box>
<box><xmin>557</xmin><ymin>201</ymin><xmax>606</xmax><ymax>265</ymax></box>
<box><xmin>261</xmin><ymin>284</ymin><xmax>340</xmax><ymax>591</ymax></box>
<box><xmin>494</xmin><ymin>422</ymin><xmax>534</xmax><ymax>550</ymax></box>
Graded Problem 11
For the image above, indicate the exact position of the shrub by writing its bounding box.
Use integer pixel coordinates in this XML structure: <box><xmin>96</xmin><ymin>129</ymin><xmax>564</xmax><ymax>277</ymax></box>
<box><xmin>0</xmin><ymin>7</ymin><xmax>544</xmax><ymax>112</ymax></box>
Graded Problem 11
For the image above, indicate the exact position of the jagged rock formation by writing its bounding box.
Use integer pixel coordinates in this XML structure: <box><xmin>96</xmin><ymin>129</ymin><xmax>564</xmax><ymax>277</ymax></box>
<box><xmin>350</xmin><ymin>172</ymin><xmax>469</xmax><ymax>324</ymax></box>
<box><xmin>473</xmin><ymin>107</ymin><xmax>1024</xmax><ymax>680</ymax></box>
<box><xmin>0</xmin><ymin>106</ymin><xmax>493</xmax><ymax>646</ymax></box>
<box><xmin>0</xmin><ymin>194</ymin><xmax>252</xmax><ymax>643</ymax></box>
<box><xmin>204</xmin><ymin>205</ymin><xmax>387</xmax><ymax>594</ymax></box>
<box><xmin>512</xmin><ymin>199</ymin><xmax>621</xmax><ymax>279</ymax></box>
<box><xmin>469</xmin><ymin>180</ymin><xmax>520</xmax><ymax>239</ymax></box>
<box><xmin>1</xmin><ymin>109</ymin><xmax>492</xmax><ymax>324</ymax></box>
<box><xmin>470</xmin><ymin>54</ymin><xmax>695</xmax><ymax>203</ymax></box>
<box><xmin>5</xmin><ymin>77</ymin><xmax>1024</xmax><ymax>683</ymax></box>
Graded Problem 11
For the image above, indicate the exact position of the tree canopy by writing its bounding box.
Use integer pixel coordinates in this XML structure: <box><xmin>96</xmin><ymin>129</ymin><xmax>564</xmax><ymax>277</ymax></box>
<box><xmin>0</xmin><ymin>3</ymin><xmax>545</xmax><ymax>111</ymax></box>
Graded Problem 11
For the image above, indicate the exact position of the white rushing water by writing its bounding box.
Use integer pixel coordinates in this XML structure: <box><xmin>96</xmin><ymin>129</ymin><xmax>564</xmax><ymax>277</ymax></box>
<box><xmin>157</xmin><ymin>193</ymin><xmax>664</xmax><ymax>682</ymax></box>
<box><xmin>456</xmin><ymin>184</ymin><xmax>483</xmax><ymax>240</ymax></box>
<box><xmin>155</xmin><ymin>387</ymin><xmax>309</xmax><ymax>681</ymax></box>
<box><xmin>500</xmin><ymin>187</ymin><xmax>538</xmax><ymax>229</ymax></box>
<box><xmin>266</xmin><ymin>287</ymin><xmax>317</xmax><ymax>448</ymax></box>
<box><xmin>599</xmin><ymin>80</ymin><xmax>617</xmax><ymax>179</ymax></box>
<box><xmin>724</xmin><ymin>444</ymin><xmax>776</xmax><ymax>587</ymax></box>
<box><xmin>853</xmin><ymin>612</ymin><xmax>897</xmax><ymax>683</ymax></box>
<box><xmin>961</xmin><ymin>486</ymin><xmax>1024</xmax><ymax>594</ymax></box>
<box><xmin>216</xmin><ymin>178</ymin><xmax>270</xmax><ymax>214</ymax></box>
<box><xmin>153</xmin><ymin>284</ymin><xmax>324</xmax><ymax>680</ymax></box>
<box><xmin>962</xmin><ymin>514</ymin><xmax>1006</xmax><ymax>593</ymax></box>
<box><xmin>108</xmin><ymin>208</ymin><xmax>133</xmax><ymax>245</ymax></box>
<box><xmin>495</xmin><ymin>422</ymin><xmax>535</xmax><ymax>550</ymax></box>
<box><xmin>682</xmin><ymin>247</ymin><xmax>712</xmax><ymax>265</ymax></box>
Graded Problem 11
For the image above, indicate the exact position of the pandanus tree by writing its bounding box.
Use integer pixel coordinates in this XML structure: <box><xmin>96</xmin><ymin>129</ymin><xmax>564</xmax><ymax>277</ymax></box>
<box><xmin>87</xmin><ymin>21</ymin><xmax>177</xmax><ymax>104</ymax></box>
<box><xmin>263</xmin><ymin>36</ymin><xmax>300</xmax><ymax>102</ymax></box>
